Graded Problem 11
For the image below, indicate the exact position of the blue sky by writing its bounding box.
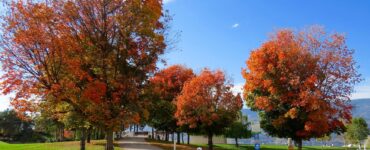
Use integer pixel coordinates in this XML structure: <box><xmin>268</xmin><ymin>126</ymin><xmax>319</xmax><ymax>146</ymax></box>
<box><xmin>1</xmin><ymin>0</ymin><xmax>370</xmax><ymax>110</ymax></box>
<box><xmin>160</xmin><ymin>0</ymin><xmax>370</xmax><ymax>99</ymax></box>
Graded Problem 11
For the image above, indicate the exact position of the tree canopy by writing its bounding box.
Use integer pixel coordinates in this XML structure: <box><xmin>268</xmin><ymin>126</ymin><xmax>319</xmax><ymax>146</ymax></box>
<box><xmin>345</xmin><ymin>117</ymin><xmax>370</xmax><ymax>147</ymax></box>
<box><xmin>0</xmin><ymin>0</ymin><xmax>168</xmax><ymax>149</ymax></box>
<box><xmin>242</xmin><ymin>27</ymin><xmax>362</xmax><ymax>149</ymax></box>
<box><xmin>147</xmin><ymin>65</ymin><xmax>195</xmax><ymax>142</ymax></box>
<box><xmin>225</xmin><ymin>114</ymin><xmax>252</xmax><ymax>147</ymax></box>
<box><xmin>176</xmin><ymin>68</ymin><xmax>243</xmax><ymax>150</ymax></box>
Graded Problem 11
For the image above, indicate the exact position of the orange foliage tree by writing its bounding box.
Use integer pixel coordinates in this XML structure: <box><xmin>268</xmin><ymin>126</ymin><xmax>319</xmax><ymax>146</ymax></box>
<box><xmin>150</xmin><ymin>65</ymin><xmax>195</xmax><ymax>102</ymax></box>
<box><xmin>0</xmin><ymin>1</ymin><xmax>93</xmax><ymax>148</ymax></box>
<box><xmin>147</xmin><ymin>65</ymin><xmax>195</xmax><ymax>142</ymax></box>
<box><xmin>175</xmin><ymin>69</ymin><xmax>243</xmax><ymax>150</ymax></box>
<box><xmin>242</xmin><ymin>27</ymin><xmax>362</xmax><ymax>149</ymax></box>
<box><xmin>0</xmin><ymin>0</ymin><xmax>167</xmax><ymax>149</ymax></box>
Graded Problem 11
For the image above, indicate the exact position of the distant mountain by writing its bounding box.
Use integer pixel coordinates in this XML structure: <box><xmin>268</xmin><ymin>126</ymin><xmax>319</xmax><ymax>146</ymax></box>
<box><xmin>351</xmin><ymin>98</ymin><xmax>370</xmax><ymax>124</ymax></box>
<box><xmin>241</xmin><ymin>109</ymin><xmax>258</xmax><ymax>122</ymax></box>
<box><xmin>242</xmin><ymin>98</ymin><xmax>370</xmax><ymax>124</ymax></box>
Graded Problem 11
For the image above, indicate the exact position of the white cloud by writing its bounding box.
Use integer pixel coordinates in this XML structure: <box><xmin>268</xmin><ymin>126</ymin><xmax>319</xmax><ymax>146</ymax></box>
<box><xmin>0</xmin><ymin>94</ymin><xmax>12</xmax><ymax>111</ymax></box>
<box><xmin>351</xmin><ymin>78</ymin><xmax>370</xmax><ymax>100</ymax></box>
<box><xmin>231</xmin><ymin>83</ymin><xmax>243</xmax><ymax>95</ymax></box>
<box><xmin>231</xmin><ymin>83</ymin><xmax>249</xmax><ymax>109</ymax></box>
<box><xmin>351</xmin><ymin>88</ymin><xmax>370</xmax><ymax>99</ymax></box>
<box><xmin>231</xmin><ymin>23</ymin><xmax>240</xmax><ymax>28</ymax></box>
<box><xmin>163</xmin><ymin>0</ymin><xmax>175</xmax><ymax>4</ymax></box>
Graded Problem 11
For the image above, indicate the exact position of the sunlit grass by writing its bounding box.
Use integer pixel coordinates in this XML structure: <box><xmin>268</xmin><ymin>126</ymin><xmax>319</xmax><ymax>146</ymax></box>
<box><xmin>0</xmin><ymin>140</ymin><xmax>122</xmax><ymax>150</ymax></box>
<box><xmin>146</xmin><ymin>138</ymin><xmax>357</xmax><ymax>150</ymax></box>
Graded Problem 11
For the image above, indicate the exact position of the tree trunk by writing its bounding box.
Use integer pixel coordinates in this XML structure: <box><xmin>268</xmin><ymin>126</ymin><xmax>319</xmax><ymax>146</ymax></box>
<box><xmin>187</xmin><ymin>133</ymin><xmax>190</xmax><ymax>144</ymax></box>
<box><xmin>97</xmin><ymin>128</ymin><xmax>100</xmax><ymax>140</ymax></box>
<box><xmin>172</xmin><ymin>133</ymin><xmax>175</xmax><ymax>142</ymax></box>
<box><xmin>55</xmin><ymin>128</ymin><xmax>59</xmax><ymax>142</ymax></box>
<box><xmin>295</xmin><ymin>139</ymin><xmax>302</xmax><ymax>150</ymax></box>
<box><xmin>60</xmin><ymin>126</ymin><xmax>64</xmax><ymax>142</ymax></box>
<box><xmin>359</xmin><ymin>141</ymin><xmax>362</xmax><ymax>150</ymax></box>
<box><xmin>181</xmin><ymin>132</ymin><xmax>184</xmax><ymax>144</ymax></box>
<box><xmin>100</xmin><ymin>128</ymin><xmax>105</xmax><ymax>139</ymax></box>
<box><xmin>208</xmin><ymin>132</ymin><xmax>213</xmax><ymax>150</ymax></box>
<box><xmin>87</xmin><ymin>126</ymin><xmax>92</xmax><ymax>143</ymax></box>
<box><xmin>364</xmin><ymin>141</ymin><xmax>367</xmax><ymax>150</ymax></box>
<box><xmin>55</xmin><ymin>125</ymin><xmax>63</xmax><ymax>142</ymax></box>
<box><xmin>80</xmin><ymin>128</ymin><xmax>86</xmax><ymax>150</ymax></box>
<box><xmin>151</xmin><ymin>128</ymin><xmax>154</xmax><ymax>139</ymax></box>
<box><xmin>165</xmin><ymin>131</ymin><xmax>169</xmax><ymax>141</ymax></box>
<box><xmin>74</xmin><ymin>129</ymin><xmax>77</xmax><ymax>141</ymax></box>
<box><xmin>105</xmin><ymin>129</ymin><xmax>114</xmax><ymax>150</ymax></box>
<box><xmin>119</xmin><ymin>131</ymin><xmax>121</xmax><ymax>139</ymax></box>
<box><xmin>177</xmin><ymin>132</ymin><xmax>180</xmax><ymax>144</ymax></box>
<box><xmin>94</xmin><ymin>128</ymin><xmax>98</xmax><ymax>140</ymax></box>
<box><xmin>235</xmin><ymin>138</ymin><xmax>239</xmax><ymax>147</ymax></box>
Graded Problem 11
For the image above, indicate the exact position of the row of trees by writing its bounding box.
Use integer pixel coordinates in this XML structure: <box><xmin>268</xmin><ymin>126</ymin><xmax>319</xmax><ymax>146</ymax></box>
<box><xmin>0</xmin><ymin>1</ymin><xmax>247</xmax><ymax>150</ymax></box>
<box><xmin>0</xmin><ymin>109</ymin><xmax>42</xmax><ymax>142</ymax></box>
<box><xmin>0</xmin><ymin>1</ymin><xmax>363</xmax><ymax>150</ymax></box>
<box><xmin>0</xmin><ymin>0</ymin><xmax>168</xmax><ymax>150</ymax></box>
<box><xmin>146</xmin><ymin>65</ymin><xmax>249</xmax><ymax>149</ymax></box>
<box><xmin>139</xmin><ymin>32</ymin><xmax>364</xmax><ymax>150</ymax></box>
<box><xmin>0</xmin><ymin>109</ymin><xmax>106</xmax><ymax>143</ymax></box>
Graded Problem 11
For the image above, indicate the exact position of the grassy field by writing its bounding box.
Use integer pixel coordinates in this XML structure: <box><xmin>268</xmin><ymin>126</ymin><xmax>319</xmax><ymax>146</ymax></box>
<box><xmin>146</xmin><ymin>139</ymin><xmax>357</xmax><ymax>150</ymax></box>
<box><xmin>192</xmin><ymin>144</ymin><xmax>357</xmax><ymax>150</ymax></box>
<box><xmin>0</xmin><ymin>140</ymin><xmax>122</xmax><ymax>150</ymax></box>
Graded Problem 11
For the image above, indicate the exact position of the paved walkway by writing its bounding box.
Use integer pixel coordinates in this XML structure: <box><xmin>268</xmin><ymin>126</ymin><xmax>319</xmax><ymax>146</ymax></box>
<box><xmin>118</xmin><ymin>136</ymin><xmax>163</xmax><ymax>150</ymax></box>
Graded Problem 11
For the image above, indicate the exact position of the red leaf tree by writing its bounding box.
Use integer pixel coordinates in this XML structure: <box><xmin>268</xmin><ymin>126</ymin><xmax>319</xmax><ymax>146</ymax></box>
<box><xmin>175</xmin><ymin>69</ymin><xmax>243</xmax><ymax>150</ymax></box>
<box><xmin>242</xmin><ymin>27</ymin><xmax>362</xmax><ymax>149</ymax></box>
<box><xmin>0</xmin><ymin>1</ymin><xmax>167</xmax><ymax>149</ymax></box>
<box><xmin>150</xmin><ymin>65</ymin><xmax>195</xmax><ymax>102</ymax></box>
<box><xmin>148</xmin><ymin>65</ymin><xmax>195</xmax><ymax>142</ymax></box>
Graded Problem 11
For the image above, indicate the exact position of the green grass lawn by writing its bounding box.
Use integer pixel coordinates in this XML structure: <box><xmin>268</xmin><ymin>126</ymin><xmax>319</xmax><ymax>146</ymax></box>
<box><xmin>146</xmin><ymin>138</ymin><xmax>357</xmax><ymax>150</ymax></box>
<box><xmin>192</xmin><ymin>144</ymin><xmax>357</xmax><ymax>150</ymax></box>
<box><xmin>0</xmin><ymin>140</ymin><xmax>122</xmax><ymax>150</ymax></box>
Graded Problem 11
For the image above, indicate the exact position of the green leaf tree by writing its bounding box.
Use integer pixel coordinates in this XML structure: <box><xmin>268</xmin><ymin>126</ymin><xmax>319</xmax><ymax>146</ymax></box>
<box><xmin>0</xmin><ymin>109</ymin><xmax>46</xmax><ymax>143</ymax></box>
<box><xmin>316</xmin><ymin>135</ymin><xmax>331</xmax><ymax>148</ymax></box>
<box><xmin>345</xmin><ymin>117</ymin><xmax>370</xmax><ymax>149</ymax></box>
<box><xmin>225</xmin><ymin>113</ymin><xmax>252</xmax><ymax>147</ymax></box>
<box><xmin>0</xmin><ymin>109</ymin><xmax>24</xmax><ymax>141</ymax></box>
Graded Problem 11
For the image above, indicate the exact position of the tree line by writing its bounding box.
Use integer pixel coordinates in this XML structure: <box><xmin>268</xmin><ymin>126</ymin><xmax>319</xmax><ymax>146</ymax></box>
<box><xmin>0</xmin><ymin>0</ymin><xmax>365</xmax><ymax>150</ymax></box>
<box><xmin>0</xmin><ymin>109</ymin><xmax>106</xmax><ymax>143</ymax></box>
